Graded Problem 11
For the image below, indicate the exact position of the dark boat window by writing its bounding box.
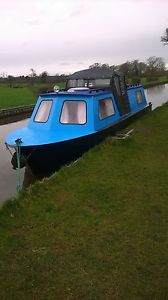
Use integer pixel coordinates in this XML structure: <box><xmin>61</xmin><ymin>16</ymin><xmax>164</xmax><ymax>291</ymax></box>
<box><xmin>136</xmin><ymin>90</ymin><xmax>143</xmax><ymax>104</ymax></box>
<box><xmin>34</xmin><ymin>100</ymin><xmax>52</xmax><ymax>122</ymax></box>
<box><xmin>99</xmin><ymin>98</ymin><xmax>115</xmax><ymax>120</ymax></box>
<box><xmin>114</xmin><ymin>77</ymin><xmax>121</xmax><ymax>96</ymax></box>
<box><xmin>60</xmin><ymin>101</ymin><xmax>86</xmax><ymax>124</ymax></box>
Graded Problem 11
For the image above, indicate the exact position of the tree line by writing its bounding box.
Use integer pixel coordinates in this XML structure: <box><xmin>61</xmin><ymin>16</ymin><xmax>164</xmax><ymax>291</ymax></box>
<box><xmin>0</xmin><ymin>69</ymin><xmax>68</xmax><ymax>87</ymax></box>
<box><xmin>0</xmin><ymin>56</ymin><xmax>167</xmax><ymax>88</ymax></box>
<box><xmin>89</xmin><ymin>56</ymin><xmax>166</xmax><ymax>83</ymax></box>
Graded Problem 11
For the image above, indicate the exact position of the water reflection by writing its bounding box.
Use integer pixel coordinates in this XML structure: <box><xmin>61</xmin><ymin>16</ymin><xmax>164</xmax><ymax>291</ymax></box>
<box><xmin>145</xmin><ymin>83</ymin><xmax>168</xmax><ymax>109</ymax></box>
<box><xmin>0</xmin><ymin>119</ymin><xmax>28</xmax><ymax>203</ymax></box>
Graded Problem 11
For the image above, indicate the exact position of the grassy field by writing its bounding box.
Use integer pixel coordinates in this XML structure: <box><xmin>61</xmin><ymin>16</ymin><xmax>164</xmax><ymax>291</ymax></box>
<box><xmin>126</xmin><ymin>76</ymin><xmax>168</xmax><ymax>87</ymax></box>
<box><xmin>140</xmin><ymin>75</ymin><xmax>167</xmax><ymax>84</ymax></box>
<box><xmin>0</xmin><ymin>84</ymin><xmax>36</xmax><ymax>109</ymax></box>
<box><xmin>0</xmin><ymin>104</ymin><xmax>168</xmax><ymax>299</ymax></box>
<box><xmin>0</xmin><ymin>82</ymin><xmax>65</xmax><ymax>109</ymax></box>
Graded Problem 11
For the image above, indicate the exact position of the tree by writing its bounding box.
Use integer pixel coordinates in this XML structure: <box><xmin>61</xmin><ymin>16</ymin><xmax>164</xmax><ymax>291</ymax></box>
<box><xmin>101</xmin><ymin>63</ymin><xmax>110</xmax><ymax>69</ymax></box>
<box><xmin>89</xmin><ymin>63</ymin><xmax>102</xmax><ymax>69</ymax></box>
<box><xmin>146</xmin><ymin>56</ymin><xmax>165</xmax><ymax>74</ymax></box>
<box><xmin>8</xmin><ymin>75</ymin><xmax>14</xmax><ymax>88</ymax></box>
<box><xmin>161</xmin><ymin>28</ymin><xmax>168</xmax><ymax>45</ymax></box>
<box><xmin>30</xmin><ymin>68</ymin><xmax>36</xmax><ymax>78</ymax></box>
<box><xmin>29</xmin><ymin>68</ymin><xmax>37</xmax><ymax>85</ymax></box>
<box><xmin>138</xmin><ymin>62</ymin><xmax>147</xmax><ymax>76</ymax></box>
<box><xmin>130</xmin><ymin>60</ymin><xmax>140</xmax><ymax>76</ymax></box>
<box><xmin>39</xmin><ymin>71</ymin><xmax>48</xmax><ymax>83</ymax></box>
<box><xmin>117</xmin><ymin>61</ymin><xmax>130</xmax><ymax>76</ymax></box>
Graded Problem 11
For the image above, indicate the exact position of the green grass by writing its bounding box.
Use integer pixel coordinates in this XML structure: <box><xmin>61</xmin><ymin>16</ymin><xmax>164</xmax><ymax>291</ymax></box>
<box><xmin>142</xmin><ymin>76</ymin><xmax>168</xmax><ymax>88</ymax></box>
<box><xmin>0</xmin><ymin>105</ymin><xmax>168</xmax><ymax>299</ymax></box>
<box><xmin>141</xmin><ymin>76</ymin><xmax>167</xmax><ymax>84</ymax></box>
<box><xmin>127</xmin><ymin>76</ymin><xmax>168</xmax><ymax>87</ymax></box>
<box><xmin>0</xmin><ymin>84</ymin><xmax>36</xmax><ymax>109</ymax></box>
<box><xmin>0</xmin><ymin>82</ymin><xmax>66</xmax><ymax>109</ymax></box>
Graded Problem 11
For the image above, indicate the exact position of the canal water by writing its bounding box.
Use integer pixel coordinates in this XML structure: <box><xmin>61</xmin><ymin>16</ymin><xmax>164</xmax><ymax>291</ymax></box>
<box><xmin>0</xmin><ymin>84</ymin><xmax>168</xmax><ymax>204</ymax></box>
<box><xmin>0</xmin><ymin>119</ymin><xmax>28</xmax><ymax>203</ymax></box>
<box><xmin>145</xmin><ymin>83</ymin><xmax>168</xmax><ymax>109</ymax></box>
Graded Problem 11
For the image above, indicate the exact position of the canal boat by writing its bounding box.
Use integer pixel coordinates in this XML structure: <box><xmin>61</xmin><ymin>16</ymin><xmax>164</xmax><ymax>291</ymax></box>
<box><xmin>6</xmin><ymin>69</ymin><xmax>152</xmax><ymax>175</ymax></box>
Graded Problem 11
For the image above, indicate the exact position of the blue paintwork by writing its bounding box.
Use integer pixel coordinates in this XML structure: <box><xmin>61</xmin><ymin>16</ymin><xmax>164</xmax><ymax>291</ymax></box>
<box><xmin>127</xmin><ymin>85</ymin><xmax>147</xmax><ymax>112</ymax></box>
<box><xmin>6</xmin><ymin>86</ymin><xmax>148</xmax><ymax>148</ymax></box>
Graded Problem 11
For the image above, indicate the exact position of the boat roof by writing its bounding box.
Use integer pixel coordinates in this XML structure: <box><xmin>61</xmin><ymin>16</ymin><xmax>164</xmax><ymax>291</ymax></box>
<box><xmin>40</xmin><ymin>89</ymin><xmax>111</xmax><ymax>98</ymax></box>
<box><xmin>68</xmin><ymin>68</ymin><xmax>121</xmax><ymax>79</ymax></box>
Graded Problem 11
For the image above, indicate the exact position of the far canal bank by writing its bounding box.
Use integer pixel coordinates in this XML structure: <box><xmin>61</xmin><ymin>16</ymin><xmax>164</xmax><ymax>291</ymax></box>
<box><xmin>0</xmin><ymin>83</ymin><xmax>168</xmax><ymax>204</ymax></box>
<box><xmin>0</xmin><ymin>104</ymin><xmax>34</xmax><ymax>125</ymax></box>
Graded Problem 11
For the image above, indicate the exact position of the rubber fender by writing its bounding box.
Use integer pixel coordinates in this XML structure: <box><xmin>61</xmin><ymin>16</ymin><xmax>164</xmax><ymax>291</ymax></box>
<box><xmin>11</xmin><ymin>152</ymin><xmax>27</xmax><ymax>170</ymax></box>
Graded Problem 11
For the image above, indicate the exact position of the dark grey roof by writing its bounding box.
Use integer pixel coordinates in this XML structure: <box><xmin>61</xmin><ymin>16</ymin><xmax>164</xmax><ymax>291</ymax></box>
<box><xmin>69</xmin><ymin>68</ymin><xmax>121</xmax><ymax>79</ymax></box>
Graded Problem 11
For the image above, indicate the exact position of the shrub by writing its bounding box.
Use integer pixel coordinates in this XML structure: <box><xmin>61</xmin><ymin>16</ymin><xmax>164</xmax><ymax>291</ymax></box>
<box><xmin>31</xmin><ymin>84</ymin><xmax>53</xmax><ymax>97</ymax></box>
<box><xmin>131</xmin><ymin>77</ymin><xmax>141</xmax><ymax>84</ymax></box>
<box><xmin>146</xmin><ymin>76</ymin><xmax>158</xmax><ymax>82</ymax></box>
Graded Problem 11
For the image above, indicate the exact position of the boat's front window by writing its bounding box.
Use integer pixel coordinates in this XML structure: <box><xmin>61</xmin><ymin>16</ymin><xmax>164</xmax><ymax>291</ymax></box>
<box><xmin>34</xmin><ymin>100</ymin><xmax>52</xmax><ymax>122</ymax></box>
<box><xmin>99</xmin><ymin>98</ymin><xmax>115</xmax><ymax>120</ymax></box>
<box><xmin>60</xmin><ymin>101</ymin><xmax>86</xmax><ymax>124</ymax></box>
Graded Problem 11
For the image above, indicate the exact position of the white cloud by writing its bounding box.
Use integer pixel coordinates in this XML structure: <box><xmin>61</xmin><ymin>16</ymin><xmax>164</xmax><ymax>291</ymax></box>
<box><xmin>0</xmin><ymin>0</ymin><xmax>167</xmax><ymax>75</ymax></box>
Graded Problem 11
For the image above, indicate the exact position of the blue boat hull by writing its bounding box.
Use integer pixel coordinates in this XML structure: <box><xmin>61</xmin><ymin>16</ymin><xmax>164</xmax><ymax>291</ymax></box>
<box><xmin>16</xmin><ymin>104</ymin><xmax>152</xmax><ymax>176</ymax></box>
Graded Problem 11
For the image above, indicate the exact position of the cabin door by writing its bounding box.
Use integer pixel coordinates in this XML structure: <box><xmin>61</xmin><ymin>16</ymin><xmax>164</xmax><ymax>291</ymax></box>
<box><xmin>112</xmin><ymin>76</ymin><xmax>131</xmax><ymax>116</ymax></box>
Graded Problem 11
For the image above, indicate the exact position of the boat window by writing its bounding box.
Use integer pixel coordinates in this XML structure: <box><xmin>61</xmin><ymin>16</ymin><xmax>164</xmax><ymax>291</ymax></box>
<box><xmin>88</xmin><ymin>79</ymin><xmax>111</xmax><ymax>88</ymax></box>
<box><xmin>60</xmin><ymin>101</ymin><xmax>86</xmax><ymax>124</ymax></box>
<box><xmin>136</xmin><ymin>90</ymin><xmax>143</xmax><ymax>103</ymax></box>
<box><xmin>114</xmin><ymin>77</ymin><xmax>121</xmax><ymax>96</ymax></box>
<box><xmin>67</xmin><ymin>79</ymin><xmax>87</xmax><ymax>88</ymax></box>
<box><xmin>76</xmin><ymin>79</ymin><xmax>85</xmax><ymax>87</ymax></box>
<box><xmin>34</xmin><ymin>100</ymin><xmax>52</xmax><ymax>122</ymax></box>
<box><xmin>67</xmin><ymin>79</ymin><xmax>76</xmax><ymax>88</ymax></box>
<box><xmin>99</xmin><ymin>98</ymin><xmax>115</xmax><ymax>120</ymax></box>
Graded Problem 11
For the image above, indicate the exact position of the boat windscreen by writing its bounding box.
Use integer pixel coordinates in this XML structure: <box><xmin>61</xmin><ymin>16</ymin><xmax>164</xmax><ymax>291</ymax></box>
<box><xmin>34</xmin><ymin>100</ymin><xmax>52</xmax><ymax>122</ymax></box>
<box><xmin>67</xmin><ymin>78</ymin><xmax>111</xmax><ymax>89</ymax></box>
<box><xmin>60</xmin><ymin>101</ymin><xmax>86</xmax><ymax>124</ymax></box>
<box><xmin>67</xmin><ymin>79</ymin><xmax>87</xmax><ymax>88</ymax></box>
<box><xmin>88</xmin><ymin>79</ymin><xmax>111</xmax><ymax>88</ymax></box>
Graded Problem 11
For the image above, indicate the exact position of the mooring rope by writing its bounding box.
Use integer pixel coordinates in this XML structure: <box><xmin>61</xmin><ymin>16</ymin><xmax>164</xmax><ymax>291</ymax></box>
<box><xmin>5</xmin><ymin>142</ymin><xmax>13</xmax><ymax>156</ymax></box>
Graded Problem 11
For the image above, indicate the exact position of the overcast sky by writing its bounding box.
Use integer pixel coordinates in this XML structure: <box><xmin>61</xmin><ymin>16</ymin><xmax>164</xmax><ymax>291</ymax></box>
<box><xmin>0</xmin><ymin>0</ymin><xmax>168</xmax><ymax>76</ymax></box>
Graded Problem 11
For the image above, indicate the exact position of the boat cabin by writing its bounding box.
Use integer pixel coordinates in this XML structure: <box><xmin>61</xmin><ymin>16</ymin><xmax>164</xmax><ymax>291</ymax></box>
<box><xmin>6</xmin><ymin>68</ymin><xmax>148</xmax><ymax>148</ymax></box>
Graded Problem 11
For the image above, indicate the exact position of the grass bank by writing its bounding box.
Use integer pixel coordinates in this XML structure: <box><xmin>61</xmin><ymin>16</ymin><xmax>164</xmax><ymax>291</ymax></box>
<box><xmin>138</xmin><ymin>76</ymin><xmax>168</xmax><ymax>88</ymax></box>
<box><xmin>0</xmin><ymin>104</ymin><xmax>168</xmax><ymax>299</ymax></box>
<box><xmin>143</xmin><ymin>78</ymin><xmax>168</xmax><ymax>88</ymax></box>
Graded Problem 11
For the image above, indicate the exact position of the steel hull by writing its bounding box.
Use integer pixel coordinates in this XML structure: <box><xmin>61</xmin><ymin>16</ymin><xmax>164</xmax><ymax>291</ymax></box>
<box><xmin>19</xmin><ymin>104</ymin><xmax>152</xmax><ymax>176</ymax></box>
